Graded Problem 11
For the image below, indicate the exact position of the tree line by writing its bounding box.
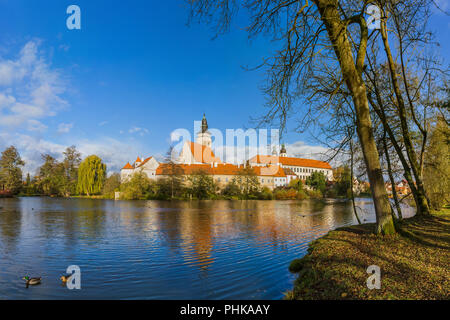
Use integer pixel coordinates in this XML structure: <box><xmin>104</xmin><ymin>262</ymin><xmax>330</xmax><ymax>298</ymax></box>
<box><xmin>0</xmin><ymin>145</ymin><xmax>107</xmax><ymax>198</ymax></box>
<box><xmin>118</xmin><ymin>164</ymin><xmax>353</xmax><ymax>200</ymax></box>
<box><xmin>0</xmin><ymin>144</ymin><xmax>361</xmax><ymax>200</ymax></box>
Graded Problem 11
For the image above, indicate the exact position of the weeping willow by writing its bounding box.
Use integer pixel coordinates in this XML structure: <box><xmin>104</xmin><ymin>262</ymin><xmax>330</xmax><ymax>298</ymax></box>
<box><xmin>77</xmin><ymin>155</ymin><xmax>106</xmax><ymax>196</ymax></box>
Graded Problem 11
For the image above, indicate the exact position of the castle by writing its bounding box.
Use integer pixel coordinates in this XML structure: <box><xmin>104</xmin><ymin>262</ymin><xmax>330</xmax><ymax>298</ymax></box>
<box><xmin>121</xmin><ymin>115</ymin><xmax>333</xmax><ymax>189</ymax></box>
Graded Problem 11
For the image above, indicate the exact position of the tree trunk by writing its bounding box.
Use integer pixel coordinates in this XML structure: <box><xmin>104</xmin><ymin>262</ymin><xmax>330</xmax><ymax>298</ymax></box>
<box><xmin>367</xmin><ymin>87</ymin><xmax>423</xmax><ymax>216</ymax></box>
<box><xmin>379</xmin><ymin>12</ymin><xmax>430</xmax><ymax>216</ymax></box>
<box><xmin>350</xmin><ymin>139</ymin><xmax>362</xmax><ymax>224</ymax></box>
<box><xmin>315</xmin><ymin>0</ymin><xmax>395</xmax><ymax>234</ymax></box>
<box><xmin>383</xmin><ymin>133</ymin><xmax>403</xmax><ymax>219</ymax></box>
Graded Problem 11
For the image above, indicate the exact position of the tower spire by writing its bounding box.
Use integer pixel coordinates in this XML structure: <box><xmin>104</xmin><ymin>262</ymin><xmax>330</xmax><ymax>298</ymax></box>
<box><xmin>197</xmin><ymin>113</ymin><xmax>212</xmax><ymax>147</ymax></box>
<box><xmin>201</xmin><ymin>113</ymin><xmax>208</xmax><ymax>133</ymax></box>
<box><xmin>280</xmin><ymin>144</ymin><xmax>287</xmax><ymax>157</ymax></box>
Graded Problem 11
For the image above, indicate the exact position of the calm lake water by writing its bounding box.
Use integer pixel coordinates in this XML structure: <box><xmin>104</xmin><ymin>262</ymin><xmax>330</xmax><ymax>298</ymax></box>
<box><xmin>0</xmin><ymin>197</ymin><xmax>414</xmax><ymax>300</ymax></box>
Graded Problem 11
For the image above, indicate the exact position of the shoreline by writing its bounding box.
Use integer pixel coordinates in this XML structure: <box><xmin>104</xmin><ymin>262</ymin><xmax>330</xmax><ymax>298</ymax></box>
<box><xmin>10</xmin><ymin>195</ymin><xmax>373</xmax><ymax>202</ymax></box>
<box><xmin>285</xmin><ymin>209</ymin><xmax>450</xmax><ymax>300</ymax></box>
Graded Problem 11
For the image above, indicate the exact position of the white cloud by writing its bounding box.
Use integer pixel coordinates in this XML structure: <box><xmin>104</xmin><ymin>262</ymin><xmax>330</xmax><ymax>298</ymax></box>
<box><xmin>129</xmin><ymin>126</ymin><xmax>149</xmax><ymax>136</ymax></box>
<box><xmin>0</xmin><ymin>133</ymin><xmax>144</xmax><ymax>176</ymax></box>
<box><xmin>0</xmin><ymin>133</ymin><xmax>67</xmax><ymax>175</ymax></box>
<box><xmin>75</xmin><ymin>138</ymin><xmax>144</xmax><ymax>174</ymax></box>
<box><xmin>284</xmin><ymin>141</ymin><xmax>329</xmax><ymax>160</ymax></box>
<box><xmin>0</xmin><ymin>41</ymin><xmax>149</xmax><ymax>176</ymax></box>
<box><xmin>0</xmin><ymin>40</ymin><xmax>67</xmax><ymax>130</ymax></box>
<box><xmin>0</xmin><ymin>92</ymin><xmax>15</xmax><ymax>109</ymax></box>
<box><xmin>98</xmin><ymin>121</ymin><xmax>108</xmax><ymax>126</ymax></box>
<box><xmin>27</xmin><ymin>119</ymin><xmax>48</xmax><ymax>132</ymax></box>
<box><xmin>58</xmin><ymin>44</ymin><xmax>70</xmax><ymax>52</ymax></box>
<box><xmin>57</xmin><ymin>122</ymin><xmax>73</xmax><ymax>134</ymax></box>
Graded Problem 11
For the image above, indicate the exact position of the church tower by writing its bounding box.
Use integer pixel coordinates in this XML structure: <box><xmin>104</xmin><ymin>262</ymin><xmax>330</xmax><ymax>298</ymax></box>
<box><xmin>280</xmin><ymin>144</ymin><xmax>287</xmax><ymax>157</ymax></box>
<box><xmin>196</xmin><ymin>114</ymin><xmax>212</xmax><ymax>148</ymax></box>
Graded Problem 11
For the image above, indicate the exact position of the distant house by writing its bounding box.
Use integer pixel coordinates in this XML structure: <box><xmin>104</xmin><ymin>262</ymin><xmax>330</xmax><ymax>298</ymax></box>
<box><xmin>385</xmin><ymin>180</ymin><xmax>411</xmax><ymax>197</ymax></box>
<box><xmin>120</xmin><ymin>156</ymin><xmax>159</xmax><ymax>182</ymax></box>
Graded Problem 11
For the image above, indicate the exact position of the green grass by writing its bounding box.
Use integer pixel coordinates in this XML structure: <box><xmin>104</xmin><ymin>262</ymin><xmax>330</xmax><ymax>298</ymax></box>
<box><xmin>286</xmin><ymin>210</ymin><xmax>450</xmax><ymax>300</ymax></box>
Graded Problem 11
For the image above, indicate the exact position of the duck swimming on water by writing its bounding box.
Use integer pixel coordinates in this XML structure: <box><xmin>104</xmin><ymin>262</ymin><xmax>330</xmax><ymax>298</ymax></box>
<box><xmin>23</xmin><ymin>276</ymin><xmax>41</xmax><ymax>287</ymax></box>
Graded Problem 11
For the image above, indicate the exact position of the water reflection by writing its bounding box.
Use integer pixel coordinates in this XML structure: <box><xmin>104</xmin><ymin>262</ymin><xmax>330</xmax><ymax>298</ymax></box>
<box><xmin>0</xmin><ymin>197</ymin><xmax>414</xmax><ymax>299</ymax></box>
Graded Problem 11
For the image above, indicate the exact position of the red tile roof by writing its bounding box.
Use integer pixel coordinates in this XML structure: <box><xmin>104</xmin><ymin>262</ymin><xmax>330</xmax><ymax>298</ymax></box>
<box><xmin>136</xmin><ymin>157</ymin><xmax>153</xmax><ymax>168</ymax></box>
<box><xmin>136</xmin><ymin>156</ymin><xmax>142</xmax><ymax>163</ymax></box>
<box><xmin>156</xmin><ymin>163</ymin><xmax>286</xmax><ymax>177</ymax></box>
<box><xmin>188</xmin><ymin>141</ymin><xmax>222</xmax><ymax>164</ymax></box>
<box><xmin>253</xmin><ymin>165</ymin><xmax>286</xmax><ymax>177</ymax></box>
<box><xmin>249</xmin><ymin>155</ymin><xmax>332</xmax><ymax>169</ymax></box>
<box><xmin>122</xmin><ymin>162</ymin><xmax>134</xmax><ymax>170</ymax></box>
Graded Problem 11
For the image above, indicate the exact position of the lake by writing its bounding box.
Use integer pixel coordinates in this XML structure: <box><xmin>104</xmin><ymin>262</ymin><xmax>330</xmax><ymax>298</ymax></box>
<box><xmin>0</xmin><ymin>197</ymin><xmax>414</xmax><ymax>299</ymax></box>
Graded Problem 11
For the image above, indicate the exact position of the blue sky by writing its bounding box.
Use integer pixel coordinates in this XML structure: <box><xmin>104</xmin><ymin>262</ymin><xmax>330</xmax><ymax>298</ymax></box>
<box><xmin>0</xmin><ymin>0</ymin><xmax>448</xmax><ymax>174</ymax></box>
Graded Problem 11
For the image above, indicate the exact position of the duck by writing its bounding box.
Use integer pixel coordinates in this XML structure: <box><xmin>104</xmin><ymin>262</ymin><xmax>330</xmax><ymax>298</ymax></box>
<box><xmin>60</xmin><ymin>275</ymin><xmax>72</xmax><ymax>283</ymax></box>
<box><xmin>22</xmin><ymin>276</ymin><xmax>41</xmax><ymax>287</ymax></box>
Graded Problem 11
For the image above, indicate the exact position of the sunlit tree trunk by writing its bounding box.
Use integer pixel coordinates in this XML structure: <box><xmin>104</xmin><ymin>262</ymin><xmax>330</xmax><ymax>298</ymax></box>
<box><xmin>315</xmin><ymin>0</ymin><xmax>395</xmax><ymax>234</ymax></box>
<box><xmin>383</xmin><ymin>133</ymin><xmax>403</xmax><ymax>219</ymax></box>
<box><xmin>349</xmin><ymin>138</ymin><xmax>362</xmax><ymax>224</ymax></box>
<box><xmin>379</xmin><ymin>9</ymin><xmax>430</xmax><ymax>216</ymax></box>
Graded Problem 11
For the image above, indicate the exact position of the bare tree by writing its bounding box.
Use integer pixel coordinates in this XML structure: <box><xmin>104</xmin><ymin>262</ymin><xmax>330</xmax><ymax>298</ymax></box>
<box><xmin>361</xmin><ymin>0</ymin><xmax>448</xmax><ymax>216</ymax></box>
<box><xmin>189</xmin><ymin>0</ymin><xmax>395</xmax><ymax>234</ymax></box>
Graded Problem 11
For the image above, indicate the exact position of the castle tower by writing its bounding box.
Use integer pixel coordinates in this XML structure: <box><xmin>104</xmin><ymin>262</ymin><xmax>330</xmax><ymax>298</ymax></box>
<box><xmin>280</xmin><ymin>144</ymin><xmax>287</xmax><ymax>157</ymax></box>
<box><xmin>135</xmin><ymin>156</ymin><xmax>142</xmax><ymax>167</ymax></box>
<box><xmin>196</xmin><ymin>114</ymin><xmax>212</xmax><ymax>148</ymax></box>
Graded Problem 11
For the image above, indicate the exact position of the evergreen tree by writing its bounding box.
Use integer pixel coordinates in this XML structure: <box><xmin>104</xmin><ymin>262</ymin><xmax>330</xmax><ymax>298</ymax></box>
<box><xmin>306</xmin><ymin>171</ymin><xmax>326</xmax><ymax>194</ymax></box>
<box><xmin>62</xmin><ymin>146</ymin><xmax>81</xmax><ymax>196</ymax></box>
<box><xmin>188</xmin><ymin>169</ymin><xmax>216</xmax><ymax>199</ymax></box>
<box><xmin>77</xmin><ymin>155</ymin><xmax>106</xmax><ymax>196</ymax></box>
<box><xmin>0</xmin><ymin>146</ymin><xmax>25</xmax><ymax>194</ymax></box>
<box><xmin>333</xmin><ymin>166</ymin><xmax>352</xmax><ymax>197</ymax></box>
<box><xmin>38</xmin><ymin>154</ymin><xmax>65</xmax><ymax>195</ymax></box>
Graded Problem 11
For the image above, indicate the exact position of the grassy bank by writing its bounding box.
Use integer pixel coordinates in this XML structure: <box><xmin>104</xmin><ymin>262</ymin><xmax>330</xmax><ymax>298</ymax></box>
<box><xmin>286</xmin><ymin>209</ymin><xmax>450</xmax><ymax>300</ymax></box>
